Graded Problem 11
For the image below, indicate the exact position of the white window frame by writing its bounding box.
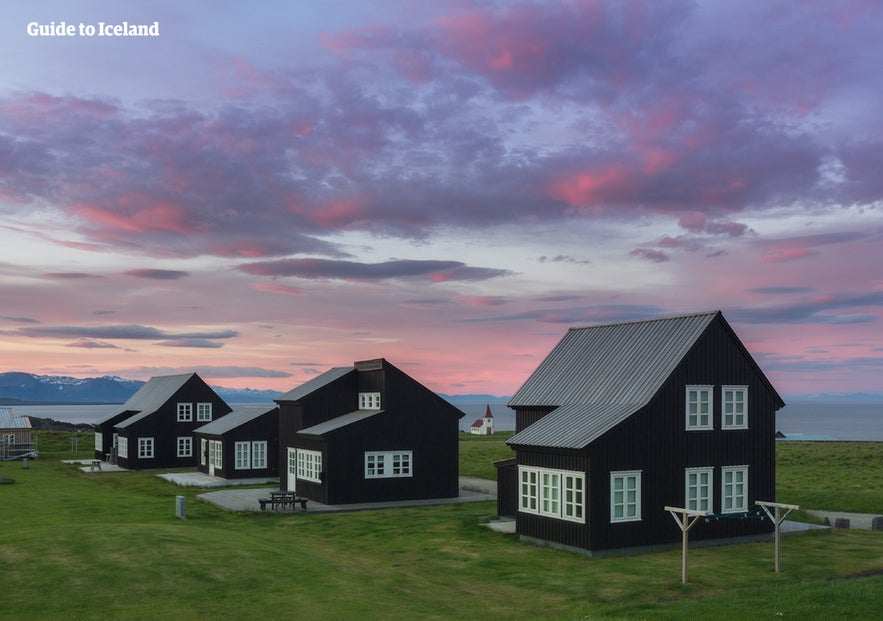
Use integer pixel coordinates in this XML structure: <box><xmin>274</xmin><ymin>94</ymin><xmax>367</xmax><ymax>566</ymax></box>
<box><xmin>177</xmin><ymin>436</ymin><xmax>192</xmax><ymax>458</ymax></box>
<box><xmin>94</xmin><ymin>432</ymin><xmax>102</xmax><ymax>451</ymax></box>
<box><xmin>118</xmin><ymin>437</ymin><xmax>128</xmax><ymax>458</ymax></box>
<box><xmin>297</xmin><ymin>449</ymin><xmax>322</xmax><ymax>483</ymax></box>
<box><xmin>234</xmin><ymin>441</ymin><xmax>250</xmax><ymax>470</ymax></box>
<box><xmin>518</xmin><ymin>466</ymin><xmax>585</xmax><ymax>524</ymax></box>
<box><xmin>610</xmin><ymin>470</ymin><xmax>642</xmax><ymax>523</ymax></box>
<box><xmin>252</xmin><ymin>441</ymin><xmax>267</xmax><ymax>469</ymax></box>
<box><xmin>196</xmin><ymin>402</ymin><xmax>213</xmax><ymax>422</ymax></box>
<box><xmin>519</xmin><ymin>467</ymin><xmax>538</xmax><ymax>513</ymax></box>
<box><xmin>722</xmin><ymin>386</ymin><xmax>748</xmax><ymax>429</ymax></box>
<box><xmin>209</xmin><ymin>439</ymin><xmax>222</xmax><ymax>468</ymax></box>
<box><xmin>359</xmin><ymin>392</ymin><xmax>381</xmax><ymax>410</ymax></box>
<box><xmin>138</xmin><ymin>437</ymin><xmax>154</xmax><ymax>459</ymax></box>
<box><xmin>686</xmin><ymin>466</ymin><xmax>714</xmax><ymax>512</ymax></box>
<box><xmin>563</xmin><ymin>472</ymin><xmax>585</xmax><ymax>522</ymax></box>
<box><xmin>200</xmin><ymin>438</ymin><xmax>206</xmax><ymax>466</ymax></box>
<box><xmin>177</xmin><ymin>402</ymin><xmax>192</xmax><ymax>422</ymax></box>
<box><xmin>722</xmin><ymin>465</ymin><xmax>749</xmax><ymax>513</ymax></box>
<box><xmin>287</xmin><ymin>447</ymin><xmax>297</xmax><ymax>483</ymax></box>
<box><xmin>364</xmin><ymin>450</ymin><xmax>412</xmax><ymax>478</ymax></box>
<box><xmin>685</xmin><ymin>385</ymin><xmax>713</xmax><ymax>430</ymax></box>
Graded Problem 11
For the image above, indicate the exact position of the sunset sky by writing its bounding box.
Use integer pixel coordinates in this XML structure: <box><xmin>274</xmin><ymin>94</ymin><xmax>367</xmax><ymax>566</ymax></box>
<box><xmin>1</xmin><ymin>0</ymin><xmax>882</xmax><ymax>399</ymax></box>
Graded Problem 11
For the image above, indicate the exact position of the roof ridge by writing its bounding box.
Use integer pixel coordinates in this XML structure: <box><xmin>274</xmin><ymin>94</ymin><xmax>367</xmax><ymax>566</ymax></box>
<box><xmin>566</xmin><ymin>310</ymin><xmax>719</xmax><ymax>332</ymax></box>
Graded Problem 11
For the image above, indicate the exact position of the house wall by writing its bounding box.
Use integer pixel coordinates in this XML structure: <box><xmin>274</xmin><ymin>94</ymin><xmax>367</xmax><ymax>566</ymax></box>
<box><xmin>515</xmin><ymin>407</ymin><xmax>556</xmax><ymax>433</ymax></box>
<box><xmin>509</xmin><ymin>316</ymin><xmax>780</xmax><ymax>553</ymax></box>
<box><xmin>94</xmin><ymin>412</ymin><xmax>131</xmax><ymax>460</ymax></box>
<box><xmin>277</xmin><ymin>371</ymin><xmax>357</xmax><ymax>490</ymax></box>
<box><xmin>585</xmin><ymin>317</ymin><xmax>778</xmax><ymax>551</ymax></box>
<box><xmin>194</xmin><ymin>412</ymin><xmax>279</xmax><ymax>479</ymax></box>
<box><xmin>115</xmin><ymin>375</ymin><xmax>232</xmax><ymax>469</ymax></box>
<box><xmin>286</xmin><ymin>360</ymin><xmax>461</xmax><ymax>504</ymax></box>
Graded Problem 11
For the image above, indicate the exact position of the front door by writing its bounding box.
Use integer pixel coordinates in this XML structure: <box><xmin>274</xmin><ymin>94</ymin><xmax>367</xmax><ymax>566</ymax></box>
<box><xmin>287</xmin><ymin>447</ymin><xmax>297</xmax><ymax>493</ymax></box>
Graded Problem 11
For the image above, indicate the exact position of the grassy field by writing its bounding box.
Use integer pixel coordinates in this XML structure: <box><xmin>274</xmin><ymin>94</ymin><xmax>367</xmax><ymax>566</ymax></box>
<box><xmin>0</xmin><ymin>434</ymin><xmax>880</xmax><ymax>619</ymax></box>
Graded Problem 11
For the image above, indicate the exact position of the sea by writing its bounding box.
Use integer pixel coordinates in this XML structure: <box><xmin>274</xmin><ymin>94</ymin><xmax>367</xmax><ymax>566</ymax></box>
<box><xmin>10</xmin><ymin>401</ymin><xmax>883</xmax><ymax>441</ymax></box>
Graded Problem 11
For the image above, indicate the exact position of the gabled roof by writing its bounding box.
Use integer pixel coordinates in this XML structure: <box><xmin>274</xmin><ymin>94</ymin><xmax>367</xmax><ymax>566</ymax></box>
<box><xmin>508</xmin><ymin>311</ymin><xmax>732</xmax><ymax>449</ymax></box>
<box><xmin>470</xmin><ymin>418</ymin><xmax>484</xmax><ymax>428</ymax></box>
<box><xmin>193</xmin><ymin>405</ymin><xmax>277</xmax><ymax>436</ymax></box>
<box><xmin>298</xmin><ymin>409</ymin><xmax>383</xmax><ymax>437</ymax></box>
<box><xmin>483</xmin><ymin>404</ymin><xmax>493</xmax><ymax>418</ymax></box>
<box><xmin>275</xmin><ymin>367</ymin><xmax>354</xmax><ymax>403</ymax></box>
<box><xmin>101</xmin><ymin>373</ymin><xmax>195</xmax><ymax>427</ymax></box>
<box><xmin>0</xmin><ymin>407</ymin><xmax>31</xmax><ymax>429</ymax></box>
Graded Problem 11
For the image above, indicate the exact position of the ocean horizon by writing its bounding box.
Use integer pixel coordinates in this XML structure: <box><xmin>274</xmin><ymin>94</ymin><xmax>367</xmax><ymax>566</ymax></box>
<box><xmin>9</xmin><ymin>401</ymin><xmax>882</xmax><ymax>442</ymax></box>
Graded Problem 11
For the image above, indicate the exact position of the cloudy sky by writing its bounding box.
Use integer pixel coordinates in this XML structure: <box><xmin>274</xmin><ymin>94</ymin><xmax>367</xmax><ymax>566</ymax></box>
<box><xmin>1</xmin><ymin>0</ymin><xmax>881</xmax><ymax>399</ymax></box>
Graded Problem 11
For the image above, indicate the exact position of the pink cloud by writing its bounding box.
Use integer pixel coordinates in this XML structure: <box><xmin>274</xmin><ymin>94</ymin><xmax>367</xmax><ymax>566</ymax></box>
<box><xmin>546</xmin><ymin>166</ymin><xmax>629</xmax><ymax>206</ymax></box>
<box><xmin>252</xmin><ymin>283</ymin><xmax>306</xmax><ymax>296</ymax></box>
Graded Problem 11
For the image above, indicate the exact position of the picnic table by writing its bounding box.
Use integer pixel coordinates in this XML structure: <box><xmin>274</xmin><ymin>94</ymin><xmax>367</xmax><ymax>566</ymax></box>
<box><xmin>259</xmin><ymin>490</ymin><xmax>309</xmax><ymax>512</ymax></box>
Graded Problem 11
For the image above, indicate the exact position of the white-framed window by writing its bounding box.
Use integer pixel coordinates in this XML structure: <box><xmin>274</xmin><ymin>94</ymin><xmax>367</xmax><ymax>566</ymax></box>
<box><xmin>520</xmin><ymin>467</ymin><xmax>538</xmax><ymax>513</ymax></box>
<box><xmin>252</xmin><ymin>441</ymin><xmax>267</xmax><ymax>469</ymax></box>
<box><xmin>94</xmin><ymin>432</ymin><xmax>102</xmax><ymax>451</ymax></box>
<box><xmin>686</xmin><ymin>386</ymin><xmax>713</xmax><ymax>430</ymax></box>
<box><xmin>722</xmin><ymin>386</ymin><xmax>748</xmax><ymax>429</ymax></box>
<box><xmin>365</xmin><ymin>450</ymin><xmax>412</xmax><ymax>478</ymax></box>
<box><xmin>610</xmin><ymin>470</ymin><xmax>642</xmax><ymax>523</ymax></box>
<box><xmin>722</xmin><ymin>465</ymin><xmax>748</xmax><ymax>513</ymax></box>
<box><xmin>287</xmin><ymin>447</ymin><xmax>297</xmax><ymax>482</ymax></box>
<box><xmin>138</xmin><ymin>437</ymin><xmax>154</xmax><ymax>459</ymax></box>
<box><xmin>359</xmin><ymin>392</ymin><xmax>381</xmax><ymax>410</ymax></box>
<box><xmin>2</xmin><ymin>433</ymin><xmax>14</xmax><ymax>444</ymax></box>
<box><xmin>177</xmin><ymin>402</ymin><xmax>192</xmax><ymax>422</ymax></box>
<box><xmin>541</xmin><ymin>471</ymin><xmax>560</xmax><ymax>516</ymax></box>
<box><xmin>518</xmin><ymin>466</ymin><xmax>585</xmax><ymax>524</ymax></box>
<box><xmin>297</xmin><ymin>449</ymin><xmax>322</xmax><ymax>483</ymax></box>
<box><xmin>235</xmin><ymin>441</ymin><xmax>251</xmax><ymax>470</ymax></box>
<box><xmin>200</xmin><ymin>438</ymin><xmax>206</xmax><ymax>466</ymax></box>
<box><xmin>196</xmin><ymin>402</ymin><xmax>213</xmax><ymax>422</ymax></box>
<box><xmin>209</xmin><ymin>439</ymin><xmax>222</xmax><ymax>468</ymax></box>
<box><xmin>686</xmin><ymin>467</ymin><xmax>714</xmax><ymax>512</ymax></box>
<box><xmin>118</xmin><ymin>437</ymin><xmax>128</xmax><ymax>458</ymax></box>
<box><xmin>563</xmin><ymin>473</ymin><xmax>585</xmax><ymax>522</ymax></box>
<box><xmin>177</xmin><ymin>436</ymin><xmax>192</xmax><ymax>458</ymax></box>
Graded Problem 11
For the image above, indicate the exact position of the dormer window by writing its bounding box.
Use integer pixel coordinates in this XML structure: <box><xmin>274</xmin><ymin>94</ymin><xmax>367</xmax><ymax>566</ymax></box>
<box><xmin>359</xmin><ymin>392</ymin><xmax>381</xmax><ymax>410</ymax></box>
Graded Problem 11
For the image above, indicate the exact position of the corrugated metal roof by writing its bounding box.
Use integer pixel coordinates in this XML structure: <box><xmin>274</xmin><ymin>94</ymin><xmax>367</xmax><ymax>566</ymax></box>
<box><xmin>298</xmin><ymin>409</ymin><xmax>383</xmax><ymax>437</ymax></box>
<box><xmin>0</xmin><ymin>407</ymin><xmax>31</xmax><ymax>429</ymax></box>
<box><xmin>193</xmin><ymin>405</ymin><xmax>278</xmax><ymax>436</ymax></box>
<box><xmin>107</xmin><ymin>373</ymin><xmax>196</xmax><ymax>428</ymax></box>
<box><xmin>507</xmin><ymin>311</ymin><xmax>720</xmax><ymax>449</ymax></box>
<box><xmin>275</xmin><ymin>367</ymin><xmax>355</xmax><ymax>402</ymax></box>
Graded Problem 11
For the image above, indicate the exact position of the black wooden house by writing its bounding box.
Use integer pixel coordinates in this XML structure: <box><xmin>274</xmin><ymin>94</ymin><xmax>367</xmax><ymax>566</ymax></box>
<box><xmin>193</xmin><ymin>405</ymin><xmax>279</xmax><ymax>479</ymax></box>
<box><xmin>275</xmin><ymin>358</ymin><xmax>464</xmax><ymax>505</ymax></box>
<box><xmin>496</xmin><ymin>311</ymin><xmax>784</xmax><ymax>555</ymax></box>
<box><xmin>95</xmin><ymin>373</ymin><xmax>232</xmax><ymax>469</ymax></box>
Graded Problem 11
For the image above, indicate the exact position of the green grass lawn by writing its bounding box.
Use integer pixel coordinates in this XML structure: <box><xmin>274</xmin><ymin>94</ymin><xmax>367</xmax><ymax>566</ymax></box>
<box><xmin>0</xmin><ymin>434</ymin><xmax>880</xmax><ymax>619</ymax></box>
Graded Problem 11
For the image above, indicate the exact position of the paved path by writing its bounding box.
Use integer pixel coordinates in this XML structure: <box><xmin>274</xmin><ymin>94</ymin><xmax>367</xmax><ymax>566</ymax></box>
<box><xmin>198</xmin><ymin>480</ymin><xmax>496</xmax><ymax>514</ymax></box>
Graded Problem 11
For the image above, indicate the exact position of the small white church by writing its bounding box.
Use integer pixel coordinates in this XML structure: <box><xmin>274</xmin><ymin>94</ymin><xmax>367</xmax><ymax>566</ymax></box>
<box><xmin>469</xmin><ymin>404</ymin><xmax>494</xmax><ymax>435</ymax></box>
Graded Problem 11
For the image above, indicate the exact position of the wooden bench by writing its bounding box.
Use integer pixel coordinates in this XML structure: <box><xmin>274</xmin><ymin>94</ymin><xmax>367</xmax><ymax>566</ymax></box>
<box><xmin>259</xmin><ymin>492</ymin><xmax>308</xmax><ymax>512</ymax></box>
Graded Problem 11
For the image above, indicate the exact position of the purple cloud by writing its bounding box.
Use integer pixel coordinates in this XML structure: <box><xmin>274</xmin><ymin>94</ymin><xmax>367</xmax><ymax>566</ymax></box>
<box><xmin>17</xmin><ymin>324</ymin><xmax>238</xmax><ymax>341</ymax></box>
<box><xmin>125</xmin><ymin>269</ymin><xmax>190</xmax><ymax>280</ymax></box>
<box><xmin>237</xmin><ymin>258</ymin><xmax>512</xmax><ymax>282</ymax></box>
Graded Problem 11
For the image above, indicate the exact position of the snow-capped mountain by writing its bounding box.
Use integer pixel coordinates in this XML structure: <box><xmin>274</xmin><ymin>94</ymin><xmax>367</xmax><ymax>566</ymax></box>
<box><xmin>0</xmin><ymin>372</ymin><xmax>280</xmax><ymax>404</ymax></box>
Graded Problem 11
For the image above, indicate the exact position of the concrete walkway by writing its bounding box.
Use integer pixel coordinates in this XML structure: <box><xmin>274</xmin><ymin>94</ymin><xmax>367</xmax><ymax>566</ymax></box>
<box><xmin>198</xmin><ymin>480</ymin><xmax>496</xmax><ymax>514</ymax></box>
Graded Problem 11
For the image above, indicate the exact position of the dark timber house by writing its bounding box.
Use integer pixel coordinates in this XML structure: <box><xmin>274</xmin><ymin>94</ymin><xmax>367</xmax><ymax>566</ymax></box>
<box><xmin>193</xmin><ymin>405</ymin><xmax>279</xmax><ymax>479</ymax></box>
<box><xmin>275</xmin><ymin>358</ymin><xmax>464</xmax><ymax>505</ymax></box>
<box><xmin>496</xmin><ymin>311</ymin><xmax>784</xmax><ymax>556</ymax></box>
<box><xmin>94</xmin><ymin>373</ymin><xmax>232</xmax><ymax>469</ymax></box>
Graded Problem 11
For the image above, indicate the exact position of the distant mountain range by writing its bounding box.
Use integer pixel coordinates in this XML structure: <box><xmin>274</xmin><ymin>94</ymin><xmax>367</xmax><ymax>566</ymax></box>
<box><xmin>2</xmin><ymin>371</ymin><xmax>878</xmax><ymax>407</ymax></box>
<box><xmin>0</xmin><ymin>372</ymin><xmax>281</xmax><ymax>405</ymax></box>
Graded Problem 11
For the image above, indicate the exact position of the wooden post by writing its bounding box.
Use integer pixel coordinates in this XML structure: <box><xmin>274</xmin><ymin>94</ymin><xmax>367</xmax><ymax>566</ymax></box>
<box><xmin>664</xmin><ymin>506</ymin><xmax>708</xmax><ymax>584</ymax></box>
<box><xmin>756</xmin><ymin>500</ymin><xmax>799</xmax><ymax>573</ymax></box>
